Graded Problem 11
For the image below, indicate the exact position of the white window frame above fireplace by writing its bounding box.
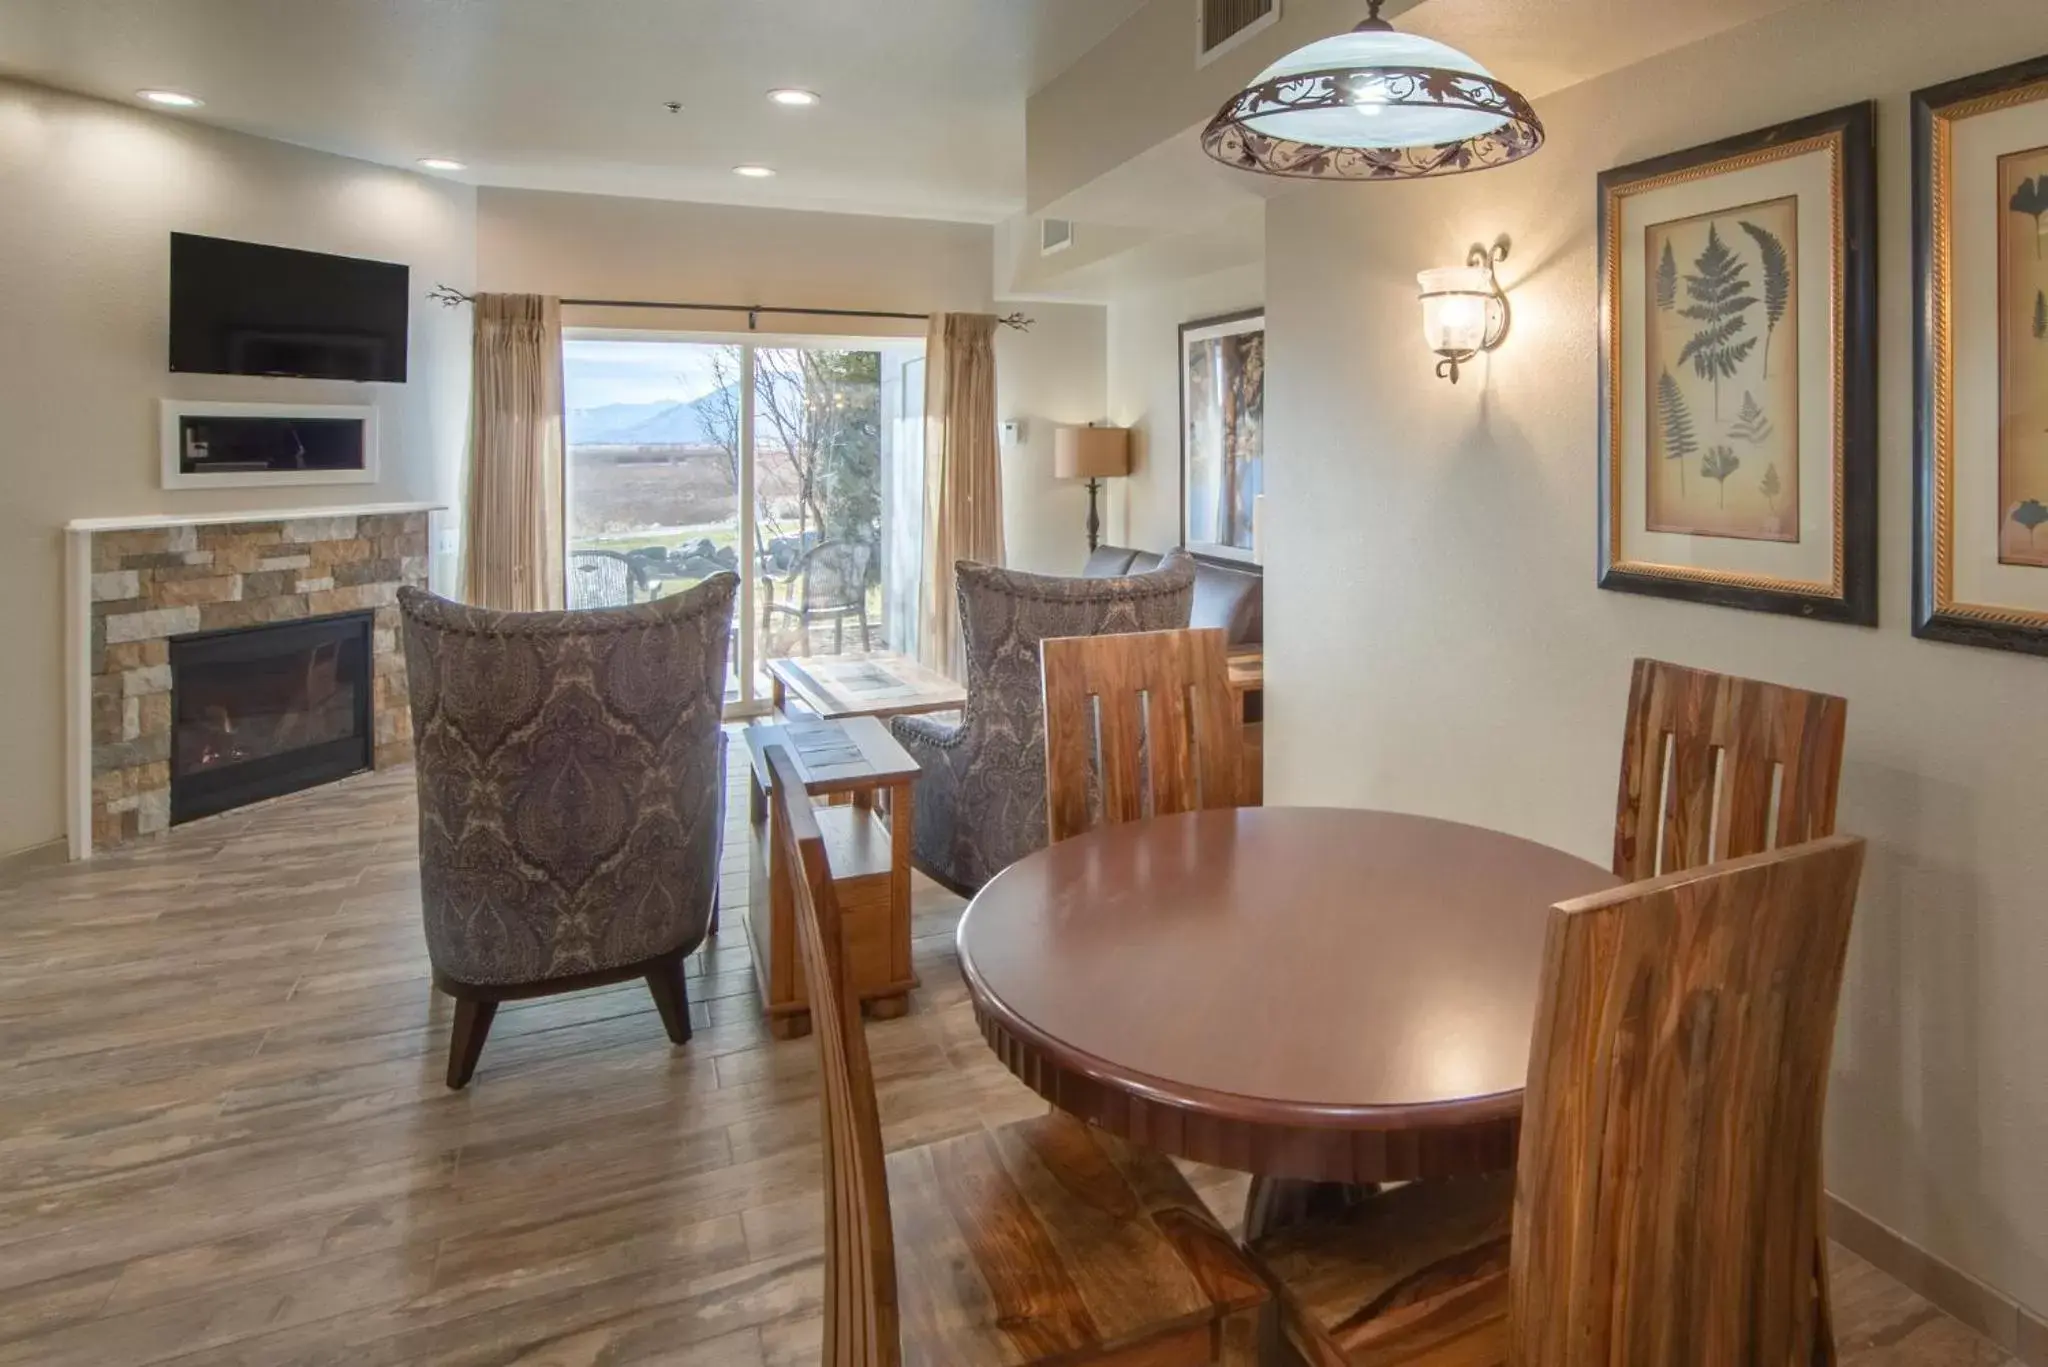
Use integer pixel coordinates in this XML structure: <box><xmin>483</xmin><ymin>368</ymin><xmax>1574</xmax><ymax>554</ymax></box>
<box><xmin>159</xmin><ymin>399</ymin><xmax>380</xmax><ymax>489</ymax></box>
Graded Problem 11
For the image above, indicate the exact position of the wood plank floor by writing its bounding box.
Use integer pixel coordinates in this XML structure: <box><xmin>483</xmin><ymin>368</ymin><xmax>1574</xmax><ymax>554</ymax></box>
<box><xmin>0</xmin><ymin>747</ymin><xmax>2014</xmax><ymax>1365</ymax></box>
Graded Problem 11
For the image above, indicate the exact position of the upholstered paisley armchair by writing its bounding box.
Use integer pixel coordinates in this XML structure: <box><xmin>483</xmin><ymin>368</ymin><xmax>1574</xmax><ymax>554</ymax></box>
<box><xmin>890</xmin><ymin>555</ymin><xmax>1194</xmax><ymax>894</ymax></box>
<box><xmin>398</xmin><ymin>574</ymin><xmax>737</xmax><ymax>1087</ymax></box>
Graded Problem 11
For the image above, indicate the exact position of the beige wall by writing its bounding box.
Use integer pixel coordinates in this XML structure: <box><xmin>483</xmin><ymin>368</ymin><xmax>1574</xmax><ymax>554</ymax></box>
<box><xmin>1027</xmin><ymin>0</ymin><xmax>1368</xmax><ymax>212</ymax></box>
<box><xmin>996</xmin><ymin>304</ymin><xmax>1109</xmax><ymax>576</ymax></box>
<box><xmin>1106</xmin><ymin>264</ymin><xmax>1263</xmax><ymax>553</ymax></box>
<box><xmin>477</xmin><ymin>187</ymin><xmax>996</xmax><ymax>338</ymax></box>
<box><xmin>0</xmin><ymin>78</ymin><xmax>475</xmax><ymax>859</ymax></box>
<box><xmin>478</xmin><ymin>185</ymin><xmax>1106</xmax><ymax>577</ymax></box>
<box><xmin>1264</xmin><ymin>0</ymin><xmax>2048</xmax><ymax>1315</ymax></box>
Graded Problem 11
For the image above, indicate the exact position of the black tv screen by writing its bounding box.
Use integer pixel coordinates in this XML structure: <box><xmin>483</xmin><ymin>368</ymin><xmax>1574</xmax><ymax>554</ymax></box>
<box><xmin>169</xmin><ymin>233</ymin><xmax>409</xmax><ymax>382</ymax></box>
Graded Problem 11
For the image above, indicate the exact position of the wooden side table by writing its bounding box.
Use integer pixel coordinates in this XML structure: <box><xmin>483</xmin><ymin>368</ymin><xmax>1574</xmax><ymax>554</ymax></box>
<box><xmin>744</xmin><ymin>716</ymin><xmax>921</xmax><ymax>1039</ymax></box>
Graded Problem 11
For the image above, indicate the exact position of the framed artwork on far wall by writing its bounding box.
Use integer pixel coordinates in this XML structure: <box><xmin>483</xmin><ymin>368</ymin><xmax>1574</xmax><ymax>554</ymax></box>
<box><xmin>1180</xmin><ymin>308</ymin><xmax>1265</xmax><ymax>563</ymax></box>
<box><xmin>1597</xmin><ymin>102</ymin><xmax>1878</xmax><ymax>624</ymax></box>
<box><xmin>1914</xmin><ymin>53</ymin><xmax>2048</xmax><ymax>656</ymax></box>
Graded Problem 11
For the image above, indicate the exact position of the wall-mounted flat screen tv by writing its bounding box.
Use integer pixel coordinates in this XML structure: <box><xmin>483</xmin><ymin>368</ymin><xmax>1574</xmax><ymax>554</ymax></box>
<box><xmin>169</xmin><ymin>233</ymin><xmax>409</xmax><ymax>382</ymax></box>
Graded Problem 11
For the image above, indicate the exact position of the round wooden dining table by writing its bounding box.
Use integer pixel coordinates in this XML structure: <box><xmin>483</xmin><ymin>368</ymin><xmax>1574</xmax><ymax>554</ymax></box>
<box><xmin>957</xmin><ymin>807</ymin><xmax>1619</xmax><ymax>1229</ymax></box>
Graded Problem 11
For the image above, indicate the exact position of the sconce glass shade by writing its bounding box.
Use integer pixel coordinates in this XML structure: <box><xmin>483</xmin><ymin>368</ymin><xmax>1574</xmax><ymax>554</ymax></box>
<box><xmin>1418</xmin><ymin>239</ymin><xmax>1513</xmax><ymax>384</ymax></box>
<box><xmin>1417</xmin><ymin>266</ymin><xmax>1496</xmax><ymax>355</ymax></box>
<box><xmin>1202</xmin><ymin>6</ymin><xmax>1544</xmax><ymax>181</ymax></box>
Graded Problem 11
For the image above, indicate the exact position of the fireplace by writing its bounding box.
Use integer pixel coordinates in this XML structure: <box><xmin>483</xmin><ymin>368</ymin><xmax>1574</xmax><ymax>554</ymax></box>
<box><xmin>168</xmin><ymin>611</ymin><xmax>375</xmax><ymax>825</ymax></box>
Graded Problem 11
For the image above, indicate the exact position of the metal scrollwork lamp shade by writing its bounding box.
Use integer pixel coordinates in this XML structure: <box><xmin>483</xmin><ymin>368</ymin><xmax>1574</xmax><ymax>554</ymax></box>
<box><xmin>1201</xmin><ymin>0</ymin><xmax>1544</xmax><ymax>181</ymax></box>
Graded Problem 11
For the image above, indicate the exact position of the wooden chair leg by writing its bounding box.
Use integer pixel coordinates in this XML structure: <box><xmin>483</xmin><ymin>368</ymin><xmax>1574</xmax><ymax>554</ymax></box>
<box><xmin>1216</xmin><ymin>1305</ymin><xmax>1267</xmax><ymax>1366</ymax></box>
<box><xmin>446</xmin><ymin>998</ymin><xmax>497</xmax><ymax>1090</ymax></box>
<box><xmin>1813</xmin><ymin>1235</ymin><xmax>1840</xmax><ymax>1367</ymax></box>
<box><xmin>645</xmin><ymin>954</ymin><xmax>693</xmax><ymax>1045</ymax></box>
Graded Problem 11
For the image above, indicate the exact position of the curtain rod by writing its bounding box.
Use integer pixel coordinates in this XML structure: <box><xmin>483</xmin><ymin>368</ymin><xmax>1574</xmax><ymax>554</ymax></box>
<box><xmin>426</xmin><ymin>284</ymin><xmax>1032</xmax><ymax>332</ymax></box>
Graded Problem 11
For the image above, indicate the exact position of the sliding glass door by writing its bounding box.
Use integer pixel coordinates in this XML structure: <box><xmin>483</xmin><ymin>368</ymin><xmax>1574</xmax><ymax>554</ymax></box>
<box><xmin>564</xmin><ymin>333</ymin><xmax>924</xmax><ymax>713</ymax></box>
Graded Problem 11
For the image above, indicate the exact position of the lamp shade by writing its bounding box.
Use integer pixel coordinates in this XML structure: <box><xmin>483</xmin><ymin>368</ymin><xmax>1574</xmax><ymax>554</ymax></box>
<box><xmin>1417</xmin><ymin>265</ymin><xmax>1496</xmax><ymax>354</ymax></box>
<box><xmin>1055</xmin><ymin>426</ymin><xmax>1130</xmax><ymax>480</ymax></box>
<box><xmin>1202</xmin><ymin>4</ymin><xmax>1544</xmax><ymax>182</ymax></box>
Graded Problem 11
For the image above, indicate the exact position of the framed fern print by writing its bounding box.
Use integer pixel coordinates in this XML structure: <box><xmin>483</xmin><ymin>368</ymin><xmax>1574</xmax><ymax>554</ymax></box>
<box><xmin>1915</xmin><ymin>54</ymin><xmax>2048</xmax><ymax>656</ymax></box>
<box><xmin>1598</xmin><ymin>103</ymin><xmax>1877</xmax><ymax>624</ymax></box>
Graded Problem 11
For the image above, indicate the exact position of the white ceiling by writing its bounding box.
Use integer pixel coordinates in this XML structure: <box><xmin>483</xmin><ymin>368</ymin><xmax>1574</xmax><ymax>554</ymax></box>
<box><xmin>1037</xmin><ymin>0</ymin><xmax>1817</xmax><ymax>233</ymax></box>
<box><xmin>0</xmin><ymin>0</ymin><xmax>1151</xmax><ymax>223</ymax></box>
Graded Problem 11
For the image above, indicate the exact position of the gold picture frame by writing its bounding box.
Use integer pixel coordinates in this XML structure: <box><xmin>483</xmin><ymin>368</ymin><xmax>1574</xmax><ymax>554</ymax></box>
<box><xmin>1598</xmin><ymin>104</ymin><xmax>1877</xmax><ymax>623</ymax></box>
<box><xmin>1914</xmin><ymin>53</ymin><xmax>2048</xmax><ymax>655</ymax></box>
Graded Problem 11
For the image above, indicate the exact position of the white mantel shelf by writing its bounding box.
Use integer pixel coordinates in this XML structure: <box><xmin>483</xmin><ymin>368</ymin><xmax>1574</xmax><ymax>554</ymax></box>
<box><xmin>66</xmin><ymin>502</ymin><xmax>445</xmax><ymax>534</ymax></box>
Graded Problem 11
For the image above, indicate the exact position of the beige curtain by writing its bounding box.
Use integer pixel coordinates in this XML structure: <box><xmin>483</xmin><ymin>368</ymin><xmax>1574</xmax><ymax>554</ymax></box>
<box><xmin>462</xmin><ymin>294</ymin><xmax>565</xmax><ymax>611</ymax></box>
<box><xmin>917</xmin><ymin>312</ymin><xmax>1003</xmax><ymax>679</ymax></box>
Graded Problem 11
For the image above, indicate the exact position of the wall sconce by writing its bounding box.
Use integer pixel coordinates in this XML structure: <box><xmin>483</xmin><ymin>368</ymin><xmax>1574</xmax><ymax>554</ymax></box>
<box><xmin>1417</xmin><ymin>235</ymin><xmax>1512</xmax><ymax>384</ymax></box>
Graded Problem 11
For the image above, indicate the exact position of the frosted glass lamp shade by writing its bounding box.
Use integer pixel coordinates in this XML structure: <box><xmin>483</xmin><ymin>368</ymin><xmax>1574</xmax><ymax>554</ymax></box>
<box><xmin>1055</xmin><ymin>426</ymin><xmax>1130</xmax><ymax>480</ymax></box>
<box><xmin>1417</xmin><ymin>239</ymin><xmax>1514</xmax><ymax>384</ymax></box>
<box><xmin>1418</xmin><ymin>267</ymin><xmax>1496</xmax><ymax>355</ymax></box>
<box><xmin>1243</xmin><ymin>31</ymin><xmax>1508</xmax><ymax>150</ymax></box>
<box><xmin>1202</xmin><ymin>7</ymin><xmax>1544</xmax><ymax>181</ymax></box>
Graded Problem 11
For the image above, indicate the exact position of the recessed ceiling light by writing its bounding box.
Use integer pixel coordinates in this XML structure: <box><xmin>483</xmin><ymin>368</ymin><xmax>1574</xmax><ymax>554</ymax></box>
<box><xmin>768</xmin><ymin>88</ymin><xmax>820</xmax><ymax>108</ymax></box>
<box><xmin>417</xmin><ymin>157</ymin><xmax>466</xmax><ymax>172</ymax></box>
<box><xmin>137</xmin><ymin>89</ymin><xmax>203</xmax><ymax>109</ymax></box>
<box><xmin>733</xmin><ymin>164</ymin><xmax>777</xmax><ymax>179</ymax></box>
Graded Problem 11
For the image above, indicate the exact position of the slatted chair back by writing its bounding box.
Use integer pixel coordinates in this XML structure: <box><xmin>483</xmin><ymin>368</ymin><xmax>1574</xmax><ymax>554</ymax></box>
<box><xmin>567</xmin><ymin>549</ymin><xmax>640</xmax><ymax>609</ymax></box>
<box><xmin>801</xmin><ymin>541</ymin><xmax>874</xmax><ymax>613</ymax></box>
<box><xmin>1508</xmin><ymin>834</ymin><xmax>1866</xmax><ymax>1367</ymax></box>
<box><xmin>1612</xmin><ymin>658</ymin><xmax>1847</xmax><ymax>880</ymax></box>
<box><xmin>767</xmin><ymin>745</ymin><xmax>900</xmax><ymax>1367</ymax></box>
<box><xmin>1041</xmin><ymin>627</ymin><xmax>1240</xmax><ymax>843</ymax></box>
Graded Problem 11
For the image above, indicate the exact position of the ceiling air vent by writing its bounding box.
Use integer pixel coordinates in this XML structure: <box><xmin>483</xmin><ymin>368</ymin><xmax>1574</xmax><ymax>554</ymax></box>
<box><xmin>1040</xmin><ymin>219</ymin><xmax>1075</xmax><ymax>257</ymax></box>
<box><xmin>1197</xmin><ymin>0</ymin><xmax>1280</xmax><ymax>66</ymax></box>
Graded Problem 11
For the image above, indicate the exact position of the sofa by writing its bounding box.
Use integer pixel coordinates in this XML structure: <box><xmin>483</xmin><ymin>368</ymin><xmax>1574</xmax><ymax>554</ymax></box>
<box><xmin>1082</xmin><ymin>546</ymin><xmax>1262</xmax><ymax>648</ymax></box>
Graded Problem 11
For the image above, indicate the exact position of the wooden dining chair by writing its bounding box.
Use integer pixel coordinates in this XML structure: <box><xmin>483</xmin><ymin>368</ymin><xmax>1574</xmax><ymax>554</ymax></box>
<box><xmin>1041</xmin><ymin>626</ymin><xmax>1241</xmax><ymax>844</ymax></box>
<box><xmin>1249</xmin><ymin>834</ymin><xmax>1867</xmax><ymax>1367</ymax></box>
<box><xmin>1612</xmin><ymin>658</ymin><xmax>1848</xmax><ymax>881</ymax></box>
<box><xmin>766</xmin><ymin>743</ymin><xmax>1270</xmax><ymax>1367</ymax></box>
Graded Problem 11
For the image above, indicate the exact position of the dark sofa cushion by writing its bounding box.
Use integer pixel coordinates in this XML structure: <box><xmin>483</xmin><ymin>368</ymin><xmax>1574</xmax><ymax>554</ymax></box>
<box><xmin>1191</xmin><ymin>559</ymin><xmax>1262</xmax><ymax>647</ymax></box>
<box><xmin>1082</xmin><ymin>545</ymin><xmax>1262</xmax><ymax>647</ymax></box>
<box><xmin>1082</xmin><ymin>546</ymin><xmax>1141</xmax><ymax>577</ymax></box>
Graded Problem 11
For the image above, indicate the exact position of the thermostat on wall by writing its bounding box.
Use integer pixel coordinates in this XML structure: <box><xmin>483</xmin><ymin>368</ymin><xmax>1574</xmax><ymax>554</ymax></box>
<box><xmin>1000</xmin><ymin>419</ymin><xmax>1025</xmax><ymax>447</ymax></box>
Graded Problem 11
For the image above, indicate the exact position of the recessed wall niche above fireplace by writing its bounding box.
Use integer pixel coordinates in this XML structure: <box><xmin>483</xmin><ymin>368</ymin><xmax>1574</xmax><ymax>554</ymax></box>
<box><xmin>160</xmin><ymin>400</ymin><xmax>378</xmax><ymax>489</ymax></box>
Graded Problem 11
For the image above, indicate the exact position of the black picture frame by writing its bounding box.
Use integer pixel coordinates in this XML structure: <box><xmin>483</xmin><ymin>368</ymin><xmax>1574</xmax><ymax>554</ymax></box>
<box><xmin>1597</xmin><ymin>102</ymin><xmax>1879</xmax><ymax>625</ymax></box>
<box><xmin>1177</xmin><ymin>307</ymin><xmax>1265</xmax><ymax>563</ymax></box>
<box><xmin>1912</xmin><ymin>53</ymin><xmax>2048</xmax><ymax>657</ymax></box>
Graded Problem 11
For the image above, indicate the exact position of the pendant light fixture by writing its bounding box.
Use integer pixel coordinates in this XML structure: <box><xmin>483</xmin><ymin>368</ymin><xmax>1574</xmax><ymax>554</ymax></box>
<box><xmin>1202</xmin><ymin>0</ymin><xmax>1544</xmax><ymax>181</ymax></box>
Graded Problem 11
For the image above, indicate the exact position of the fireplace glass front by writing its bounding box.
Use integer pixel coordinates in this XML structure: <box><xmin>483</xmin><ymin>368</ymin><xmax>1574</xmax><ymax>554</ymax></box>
<box><xmin>168</xmin><ymin>611</ymin><xmax>375</xmax><ymax>825</ymax></box>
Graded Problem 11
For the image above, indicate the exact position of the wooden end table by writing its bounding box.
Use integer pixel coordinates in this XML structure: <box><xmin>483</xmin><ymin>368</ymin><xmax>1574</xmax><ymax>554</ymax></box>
<box><xmin>765</xmin><ymin>651</ymin><xmax>965</xmax><ymax>721</ymax></box>
<box><xmin>745</xmin><ymin>715</ymin><xmax>921</xmax><ymax>1039</ymax></box>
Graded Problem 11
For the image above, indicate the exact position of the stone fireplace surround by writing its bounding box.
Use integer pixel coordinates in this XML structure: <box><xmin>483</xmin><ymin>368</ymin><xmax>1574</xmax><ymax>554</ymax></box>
<box><xmin>64</xmin><ymin>503</ymin><xmax>442</xmax><ymax>858</ymax></box>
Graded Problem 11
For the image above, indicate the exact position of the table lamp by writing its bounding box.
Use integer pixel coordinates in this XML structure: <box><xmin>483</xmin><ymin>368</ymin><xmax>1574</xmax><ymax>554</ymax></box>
<box><xmin>1055</xmin><ymin>425</ymin><xmax>1130</xmax><ymax>553</ymax></box>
